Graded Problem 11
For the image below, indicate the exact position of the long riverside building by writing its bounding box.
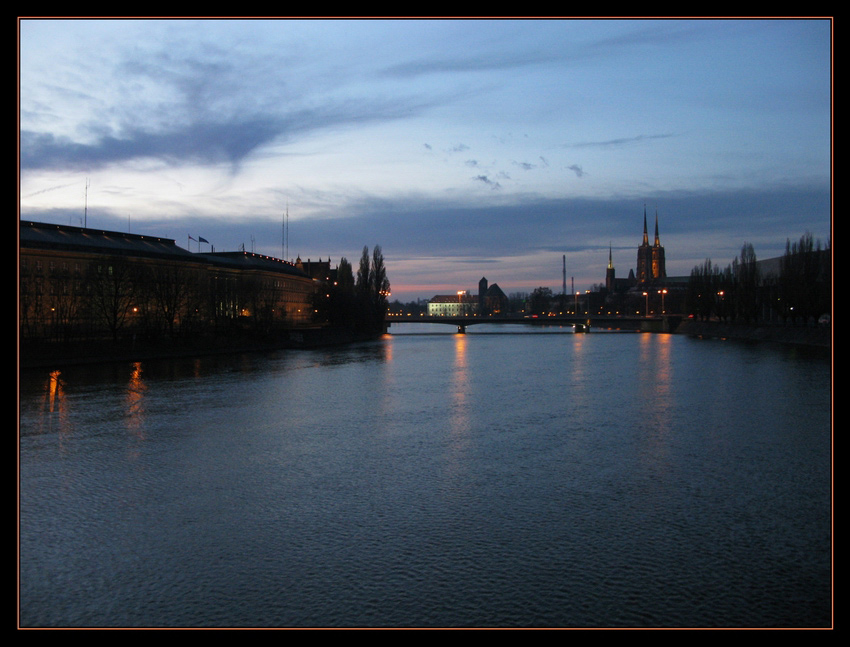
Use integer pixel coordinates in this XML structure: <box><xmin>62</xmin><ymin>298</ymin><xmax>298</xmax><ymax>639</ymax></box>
<box><xmin>19</xmin><ymin>220</ymin><xmax>317</xmax><ymax>343</ymax></box>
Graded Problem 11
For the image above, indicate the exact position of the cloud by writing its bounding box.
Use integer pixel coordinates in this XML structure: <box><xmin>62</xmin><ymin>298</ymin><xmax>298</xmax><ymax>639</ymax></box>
<box><xmin>473</xmin><ymin>175</ymin><xmax>501</xmax><ymax>190</ymax></box>
<box><xmin>20</xmin><ymin>27</ymin><xmax>453</xmax><ymax>173</ymax></box>
<box><xmin>567</xmin><ymin>164</ymin><xmax>586</xmax><ymax>178</ymax></box>
<box><xmin>20</xmin><ymin>118</ymin><xmax>285</xmax><ymax>170</ymax></box>
<box><xmin>567</xmin><ymin>133</ymin><xmax>678</xmax><ymax>149</ymax></box>
<box><xmin>22</xmin><ymin>182</ymin><xmax>78</xmax><ymax>199</ymax></box>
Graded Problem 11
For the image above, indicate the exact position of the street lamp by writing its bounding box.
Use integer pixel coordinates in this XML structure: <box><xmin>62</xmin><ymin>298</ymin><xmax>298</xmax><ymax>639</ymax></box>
<box><xmin>643</xmin><ymin>291</ymin><xmax>649</xmax><ymax>317</ymax></box>
<box><xmin>658</xmin><ymin>288</ymin><xmax>667</xmax><ymax>314</ymax></box>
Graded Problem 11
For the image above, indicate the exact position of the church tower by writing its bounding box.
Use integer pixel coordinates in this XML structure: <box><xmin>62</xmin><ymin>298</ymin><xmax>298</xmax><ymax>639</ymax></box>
<box><xmin>636</xmin><ymin>206</ymin><xmax>666</xmax><ymax>284</ymax></box>
<box><xmin>651</xmin><ymin>209</ymin><xmax>666</xmax><ymax>280</ymax></box>
<box><xmin>606</xmin><ymin>242</ymin><xmax>615</xmax><ymax>292</ymax></box>
<box><xmin>636</xmin><ymin>206</ymin><xmax>652</xmax><ymax>283</ymax></box>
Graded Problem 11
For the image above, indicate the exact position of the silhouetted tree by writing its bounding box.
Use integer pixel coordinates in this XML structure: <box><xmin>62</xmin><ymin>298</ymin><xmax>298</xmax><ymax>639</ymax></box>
<box><xmin>687</xmin><ymin>259</ymin><xmax>719</xmax><ymax>321</ymax></box>
<box><xmin>321</xmin><ymin>247</ymin><xmax>391</xmax><ymax>334</ymax></box>
<box><xmin>86</xmin><ymin>256</ymin><xmax>137</xmax><ymax>342</ymax></box>
<box><xmin>735</xmin><ymin>242</ymin><xmax>760</xmax><ymax>323</ymax></box>
<box><xmin>315</xmin><ymin>257</ymin><xmax>358</xmax><ymax>327</ymax></box>
<box><xmin>780</xmin><ymin>233</ymin><xmax>824</xmax><ymax>325</ymax></box>
<box><xmin>529</xmin><ymin>286</ymin><xmax>553</xmax><ymax>315</ymax></box>
<box><xmin>370</xmin><ymin>245</ymin><xmax>390</xmax><ymax>326</ymax></box>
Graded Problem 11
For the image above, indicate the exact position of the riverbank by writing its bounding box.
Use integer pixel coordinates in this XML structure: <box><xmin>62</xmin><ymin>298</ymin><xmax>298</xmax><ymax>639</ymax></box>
<box><xmin>19</xmin><ymin>326</ymin><xmax>385</xmax><ymax>370</ymax></box>
<box><xmin>674</xmin><ymin>319</ymin><xmax>831</xmax><ymax>348</ymax></box>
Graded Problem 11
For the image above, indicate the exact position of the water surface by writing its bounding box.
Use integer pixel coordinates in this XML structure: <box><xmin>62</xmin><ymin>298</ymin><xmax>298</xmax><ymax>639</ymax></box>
<box><xmin>19</xmin><ymin>327</ymin><xmax>832</xmax><ymax>627</ymax></box>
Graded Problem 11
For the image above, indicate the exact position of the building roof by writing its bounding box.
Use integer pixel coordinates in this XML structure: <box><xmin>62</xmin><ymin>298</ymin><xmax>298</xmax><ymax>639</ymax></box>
<box><xmin>20</xmin><ymin>220</ymin><xmax>196</xmax><ymax>261</ymax></box>
<box><xmin>429</xmin><ymin>294</ymin><xmax>477</xmax><ymax>304</ymax></box>
<box><xmin>20</xmin><ymin>220</ymin><xmax>311</xmax><ymax>279</ymax></box>
<box><xmin>199</xmin><ymin>251</ymin><xmax>310</xmax><ymax>277</ymax></box>
<box><xmin>484</xmin><ymin>283</ymin><xmax>507</xmax><ymax>298</ymax></box>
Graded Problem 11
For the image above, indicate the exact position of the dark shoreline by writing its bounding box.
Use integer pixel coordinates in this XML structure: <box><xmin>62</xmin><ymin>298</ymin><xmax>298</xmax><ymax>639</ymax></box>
<box><xmin>674</xmin><ymin>319</ymin><xmax>831</xmax><ymax>349</ymax></box>
<box><xmin>19</xmin><ymin>327</ymin><xmax>385</xmax><ymax>370</ymax></box>
<box><xmin>19</xmin><ymin>319</ymin><xmax>830</xmax><ymax>370</ymax></box>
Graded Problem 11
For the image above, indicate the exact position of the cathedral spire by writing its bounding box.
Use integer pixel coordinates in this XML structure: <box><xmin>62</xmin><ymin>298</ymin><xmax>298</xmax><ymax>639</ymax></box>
<box><xmin>642</xmin><ymin>204</ymin><xmax>649</xmax><ymax>246</ymax></box>
<box><xmin>654</xmin><ymin>208</ymin><xmax>660</xmax><ymax>247</ymax></box>
<box><xmin>608</xmin><ymin>242</ymin><xmax>613</xmax><ymax>269</ymax></box>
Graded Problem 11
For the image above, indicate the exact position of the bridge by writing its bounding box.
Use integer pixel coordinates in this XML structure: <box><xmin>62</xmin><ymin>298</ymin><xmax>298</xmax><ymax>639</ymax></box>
<box><xmin>386</xmin><ymin>314</ymin><xmax>683</xmax><ymax>334</ymax></box>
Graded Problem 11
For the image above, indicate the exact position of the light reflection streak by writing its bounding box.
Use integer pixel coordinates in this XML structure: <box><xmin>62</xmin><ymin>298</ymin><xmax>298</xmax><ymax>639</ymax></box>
<box><xmin>37</xmin><ymin>369</ymin><xmax>72</xmax><ymax>437</ymax></box>
<box><xmin>125</xmin><ymin>362</ymin><xmax>147</xmax><ymax>437</ymax></box>
<box><xmin>440</xmin><ymin>333</ymin><xmax>473</xmax><ymax>490</ymax></box>
<box><xmin>637</xmin><ymin>333</ymin><xmax>675</xmax><ymax>471</ymax></box>
<box><xmin>449</xmin><ymin>333</ymin><xmax>471</xmax><ymax>439</ymax></box>
<box><xmin>569</xmin><ymin>331</ymin><xmax>588</xmax><ymax>407</ymax></box>
<box><xmin>45</xmin><ymin>370</ymin><xmax>62</xmax><ymax>414</ymax></box>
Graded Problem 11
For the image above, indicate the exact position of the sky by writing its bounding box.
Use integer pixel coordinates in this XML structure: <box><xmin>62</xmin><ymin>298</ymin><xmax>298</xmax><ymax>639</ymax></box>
<box><xmin>18</xmin><ymin>18</ymin><xmax>832</xmax><ymax>301</ymax></box>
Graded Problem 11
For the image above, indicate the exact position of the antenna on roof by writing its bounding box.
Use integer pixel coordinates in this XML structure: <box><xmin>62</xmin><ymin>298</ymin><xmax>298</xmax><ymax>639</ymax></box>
<box><xmin>562</xmin><ymin>254</ymin><xmax>566</xmax><ymax>297</ymax></box>
<box><xmin>84</xmin><ymin>178</ymin><xmax>90</xmax><ymax>228</ymax></box>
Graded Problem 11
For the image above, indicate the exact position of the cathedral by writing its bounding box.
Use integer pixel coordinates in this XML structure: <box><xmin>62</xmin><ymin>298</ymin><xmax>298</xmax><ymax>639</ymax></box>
<box><xmin>636</xmin><ymin>206</ymin><xmax>666</xmax><ymax>284</ymax></box>
<box><xmin>605</xmin><ymin>207</ymin><xmax>668</xmax><ymax>294</ymax></box>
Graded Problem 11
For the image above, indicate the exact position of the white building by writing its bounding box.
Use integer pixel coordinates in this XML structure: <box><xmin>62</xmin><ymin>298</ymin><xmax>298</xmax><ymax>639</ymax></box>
<box><xmin>427</xmin><ymin>292</ymin><xmax>477</xmax><ymax>316</ymax></box>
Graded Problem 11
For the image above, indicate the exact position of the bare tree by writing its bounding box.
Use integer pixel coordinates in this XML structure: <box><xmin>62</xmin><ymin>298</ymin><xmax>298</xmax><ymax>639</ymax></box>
<box><xmin>86</xmin><ymin>256</ymin><xmax>137</xmax><ymax>342</ymax></box>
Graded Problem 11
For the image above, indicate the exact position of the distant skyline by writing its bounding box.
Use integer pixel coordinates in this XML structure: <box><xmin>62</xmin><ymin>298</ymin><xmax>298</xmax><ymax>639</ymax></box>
<box><xmin>19</xmin><ymin>18</ymin><xmax>832</xmax><ymax>300</ymax></box>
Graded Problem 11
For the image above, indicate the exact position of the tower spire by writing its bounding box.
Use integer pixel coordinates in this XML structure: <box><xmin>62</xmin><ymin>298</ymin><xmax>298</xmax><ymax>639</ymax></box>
<box><xmin>642</xmin><ymin>204</ymin><xmax>649</xmax><ymax>246</ymax></box>
<box><xmin>654</xmin><ymin>208</ymin><xmax>660</xmax><ymax>246</ymax></box>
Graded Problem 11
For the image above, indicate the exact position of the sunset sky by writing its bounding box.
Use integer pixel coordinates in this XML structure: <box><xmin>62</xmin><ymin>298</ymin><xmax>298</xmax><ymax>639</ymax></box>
<box><xmin>19</xmin><ymin>18</ymin><xmax>832</xmax><ymax>300</ymax></box>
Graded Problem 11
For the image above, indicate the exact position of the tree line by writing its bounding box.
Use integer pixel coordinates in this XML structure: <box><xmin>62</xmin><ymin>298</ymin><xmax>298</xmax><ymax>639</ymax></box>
<box><xmin>686</xmin><ymin>233</ymin><xmax>830</xmax><ymax>325</ymax></box>
<box><xmin>312</xmin><ymin>245</ymin><xmax>391</xmax><ymax>335</ymax></box>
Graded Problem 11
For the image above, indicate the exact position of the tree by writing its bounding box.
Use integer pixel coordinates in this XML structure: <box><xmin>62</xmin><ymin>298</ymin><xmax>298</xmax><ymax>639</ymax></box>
<box><xmin>315</xmin><ymin>257</ymin><xmax>357</xmax><ymax>327</ymax></box>
<box><xmin>86</xmin><ymin>256</ymin><xmax>137</xmax><ymax>342</ymax></box>
<box><xmin>735</xmin><ymin>242</ymin><xmax>760</xmax><ymax>323</ymax></box>
<box><xmin>322</xmin><ymin>247</ymin><xmax>390</xmax><ymax>333</ymax></box>
<box><xmin>780</xmin><ymin>233</ymin><xmax>824</xmax><ymax>325</ymax></box>
<box><xmin>337</xmin><ymin>257</ymin><xmax>354</xmax><ymax>294</ymax></box>
<box><xmin>140</xmin><ymin>262</ymin><xmax>198</xmax><ymax>340</ymax></box>
<box><xmin>529</xmin><ymin>286</ymin><xmax>553</xmax><ymax>315</ymax></box>
<box><xmin>687</xmin><ymin>259</ymin><xmax>720</xmax><ymax>321</ymax></box>
<box><xmin>356</xmin><ymin>245</ymin><xmax>371</xmax><ymax>306</ymax></box>
<box><xmin>370</xmin><ymin>245</ymin><xmax>390</xmax><ymax>324</ymax></box>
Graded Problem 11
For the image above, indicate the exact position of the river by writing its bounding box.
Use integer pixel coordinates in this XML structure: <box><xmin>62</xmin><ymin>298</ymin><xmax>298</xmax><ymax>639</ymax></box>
<box><xmin>18</xmin><ymin>325</ymin><xmax>832</xmax><ymax>628</ymax></box>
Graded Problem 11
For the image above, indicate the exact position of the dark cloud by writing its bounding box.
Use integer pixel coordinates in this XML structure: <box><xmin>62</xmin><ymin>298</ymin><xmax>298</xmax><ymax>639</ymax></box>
<box><xmin>22</xmin><ymin>182</ymin><xmax>829</xmax><ymax>300</ymax></box>
<box><xmin>473</xmin><ymin>175</ymin><xmax>501</xmax><ymax>190</ymax></box>
<box><xmin>20</xmin><ymin>118</ymin><xmax>284</xmax><ymax>170</ymax></box>
<box><xmin>21</xmin><ymin>34</ymin><xmax>450</xmax><ymax>173</ymax></box>
<box><xmin>239</xmin><ymin>185</ymin><xmax>831</xmax><ymax>261</ymax></box>
<box><xmin>567</xmin><ymin>133</ymin><xmax>678</xmax><ymax>149</ymax></box>
<box><xmin>21</xmin><ymin>182</ymin><xmax>830</xmax><ymax>265</ymax></box>
<box><xmin>20</xmin><ymin>90</ymin><xmax>446</xmax><ymax>171</ymax></box>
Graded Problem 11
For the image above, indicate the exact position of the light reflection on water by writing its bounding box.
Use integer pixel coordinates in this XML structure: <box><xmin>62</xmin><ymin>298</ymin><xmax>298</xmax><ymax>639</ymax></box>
<box><xmin>18</xmin><ymin>332</ymin><xmax>832</xmax><ymax>628</ymax></box>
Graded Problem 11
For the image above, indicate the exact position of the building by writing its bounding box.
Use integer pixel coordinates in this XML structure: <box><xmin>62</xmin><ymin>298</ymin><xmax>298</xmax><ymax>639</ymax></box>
<box><xmin>427</xmin><ymin>292</ymin><xmax>477</xmax><ymax>316</ymax></box>
<box><xmin>636</xmin><ymin>206</ymin><xmax>666</xmax><ymax>284</ymax></box>
<box><xmin>428</xmin><ymin>277</ymin><xmax>509</xmax><ymax>317</ymax></box>
<box><xmin>477</xmin><ymin>277</ymin><xmax>508</xmax><ymax>315</ymax></box>
<box><xmin>295</xmin><ymin>256</ymin><xmax>338</xmax><ymax>284</ymax></box>
<box><xmin>19</xmin><ymin>220</ymin><xmax>316</xmax><ymax>343</ymax></box>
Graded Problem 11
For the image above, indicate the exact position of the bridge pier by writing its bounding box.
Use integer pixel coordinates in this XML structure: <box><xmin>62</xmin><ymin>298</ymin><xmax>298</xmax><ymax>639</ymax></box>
<box><xmin>457</xmin><ymin>324</ymin><xmax>466</xmax><ymax>334</ymax></box>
